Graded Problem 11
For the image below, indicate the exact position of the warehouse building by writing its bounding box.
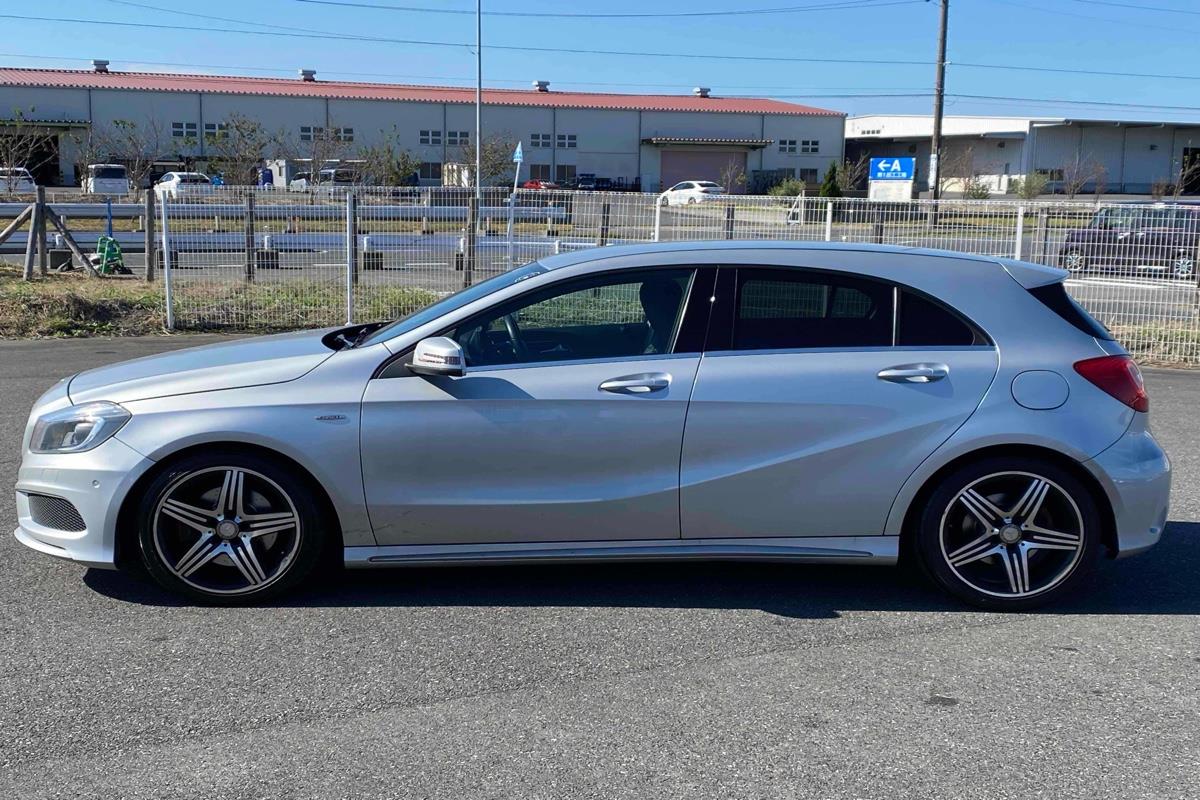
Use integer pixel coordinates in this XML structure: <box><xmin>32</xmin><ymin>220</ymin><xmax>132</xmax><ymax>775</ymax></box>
<box><xmin>0</xmin><ymin>63</ymin><xmax>845</xmax><ymax>190</ymax></box>
<box><xmin>846</xmin><ymin>115</ymin><xmax>1200</xmax><ymax>196</ymax></box>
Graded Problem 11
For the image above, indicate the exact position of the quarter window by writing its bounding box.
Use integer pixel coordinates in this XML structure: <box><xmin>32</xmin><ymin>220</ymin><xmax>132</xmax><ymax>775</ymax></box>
<box><xmin>730</xmin><ymin>269</ymin><xmax>893</xmax><ymax>350</ymax></box>
<box><xmin>452</xmin><ymin>269</ymin><xmax>695</xmax><ymax>367</ymax></box>
<box><xmin>896</xmin><ymin>289</ymin><xmax>979</xmax><ymax>346</ymax></box>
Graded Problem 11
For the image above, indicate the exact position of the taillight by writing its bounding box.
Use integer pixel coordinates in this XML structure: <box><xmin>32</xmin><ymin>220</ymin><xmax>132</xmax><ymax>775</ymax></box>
<box><xmin>1074</xmin><ymin>355</ymin><xmax>1149</xmax><ymax>412</ymax></box>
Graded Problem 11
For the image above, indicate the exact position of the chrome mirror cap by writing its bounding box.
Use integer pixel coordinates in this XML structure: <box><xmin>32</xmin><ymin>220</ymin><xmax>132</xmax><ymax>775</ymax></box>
<box><xmin>409</xmin><ymin>336</ymin><xmax>465</xmax><ymax>377</ymax></box>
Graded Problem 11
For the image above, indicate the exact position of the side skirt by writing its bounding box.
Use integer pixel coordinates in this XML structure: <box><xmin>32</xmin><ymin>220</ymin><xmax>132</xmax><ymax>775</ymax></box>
<box><xmin>344</xmin><ymin>536</ymin><xmax>899</xmax><ymax>568</ymax></box>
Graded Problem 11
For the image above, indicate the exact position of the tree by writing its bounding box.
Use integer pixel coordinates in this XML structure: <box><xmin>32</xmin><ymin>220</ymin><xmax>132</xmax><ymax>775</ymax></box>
<box><xmin>718</xmin><ymin>158</ymin><xmax>746</xmax><ymax>194</ymax></box>
<box><xmin>105</xmin><ymin>118</ymin><xmax>166</xmax><ymax>195</ymax></box>
<box><xmin>1060</xmin><ymin>154</ymin><xmax>1104</xmax><ymax>200</ymax></box>
<box><xmin>1010</xmin><ymin>171</ymin><xmax>1048</xmax><ymax>200</ymax></box>
<box><xmin>835</xmin><ymin>152</ymin><xmax>870</xmax><ymax>192</ymax></box>
<box><xmin>1170</xmin><ymin>146</ymin><xmax>1200</xmax><ymax>199</ymax></box>
<box><xmin>66</xmin><ymin>124</ymin><xmax>115</xmax><ymax>183</ymax></box>
<box><xmin>278</xmin><ymin>123</ymin><xmax>350</xmax><ymax>182</ymax></box>
<box><xmin>356</xmin><ymin>126</ymin><xmax>421</xmax><ymax>185</ymax></box>
<box><xmin>205</xmin><ymin>113</ymin><xmax>278</xmax><ymax>186</ymax></box>
<box><xmin>0</xmin><ymin>108</ymin><xmax>55</xmax><ymax>193</ymax></box>
<box><xmin>454</xmin><ymin>131</ymin><xmax>518</xmax><ymax>187</ymax></box>
<box><xmin>818</xmin><ymin>161</ymin><xmax>841</xmax><ymax>198</ymax></box>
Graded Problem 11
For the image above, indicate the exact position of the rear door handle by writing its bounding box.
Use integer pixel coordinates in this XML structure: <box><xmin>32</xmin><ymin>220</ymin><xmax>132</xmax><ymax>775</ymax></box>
<box><xmin>599</xmin><ymin>372</ymin><xmax>672</xmax><ymax>394</ymax></box>
<box><xmin>877</xmin><ymin>363</ymin><xmax>949</xmax><ymax>383</ymax></box>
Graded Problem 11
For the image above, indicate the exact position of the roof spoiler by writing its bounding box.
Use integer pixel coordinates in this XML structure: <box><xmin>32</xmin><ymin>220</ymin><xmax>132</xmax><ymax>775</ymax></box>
<box><xmin>995</xmin><ymin>257</ymin><xmax>1068</xmax><ymax>289</ymax></box>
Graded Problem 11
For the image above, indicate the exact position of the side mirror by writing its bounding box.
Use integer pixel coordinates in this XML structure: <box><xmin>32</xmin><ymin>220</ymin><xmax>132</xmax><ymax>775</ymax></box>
<box><xmin>409</xmin><ymin>336</ymin><xmax>465</xmax><ymax>378</ymax></box>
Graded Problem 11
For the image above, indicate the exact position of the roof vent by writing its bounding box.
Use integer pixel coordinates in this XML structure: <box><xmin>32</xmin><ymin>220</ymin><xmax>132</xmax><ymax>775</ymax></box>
<box><xmin>92</xmin><ymin>59</ymin><xmax>110</xmax><ymax>73</ymax></box>
<box><xmin>299</xmin><ymin>68</ymin><xmax>317</xmax><ymax>82</ymax></box>
<box><xmin>533</xmin><ymin>80</ymin><xmax>550</xmax><ymax>92</ymax></box>
<box><xmin>692</xmin><ymin>86</ymin><xmax>711</xmax><ymax>98</ymax></box>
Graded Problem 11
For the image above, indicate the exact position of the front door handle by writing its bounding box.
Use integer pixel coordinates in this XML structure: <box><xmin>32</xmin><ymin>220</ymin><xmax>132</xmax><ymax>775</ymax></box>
<box><xmin>599</xmin><ymin>372</ymin><xmax>672</xmax><ymax>394</ymax></box>
<box><xmin>877</xmin><ymin>363</ymin><xmax>949</xmax><ymax>383</ymax></box>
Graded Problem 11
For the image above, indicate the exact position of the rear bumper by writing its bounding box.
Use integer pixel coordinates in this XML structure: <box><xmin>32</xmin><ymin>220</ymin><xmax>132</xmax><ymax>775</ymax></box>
<box><xmin>1083</xmin><ymin>417</ymin><xmax>1171</xmax><ymax>558</ymax></box>
<box><xmin>13</xmin><ymin>436</ymin><xmax>154</xmax><ymax>569</ymax></box>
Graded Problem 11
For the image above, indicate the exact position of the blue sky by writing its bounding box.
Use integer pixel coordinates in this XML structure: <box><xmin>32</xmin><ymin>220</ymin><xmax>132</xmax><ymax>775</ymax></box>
<box><xmin>6</xmin><ymin>0</ymin><xmax>1200</xmax><ymax>121</ymax></box>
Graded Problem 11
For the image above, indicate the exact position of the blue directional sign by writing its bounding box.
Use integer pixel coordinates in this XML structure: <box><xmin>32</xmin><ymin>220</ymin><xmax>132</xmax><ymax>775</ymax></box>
<box><xmin>512</xmin><ymin>141</ymin><xmax>524</xmax><ymax>163</ymax></box>
<box><xmin>869</xmin><ymin>157</ymin><xmax>915</xmax><ymax>181</ymax></box>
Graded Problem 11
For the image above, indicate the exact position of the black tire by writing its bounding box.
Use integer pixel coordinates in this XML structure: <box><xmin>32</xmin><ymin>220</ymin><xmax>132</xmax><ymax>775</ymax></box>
<box><xmin>914</xmin><ymin>456</ymin><xmax>1101</xmax><ymax>611</ymax></box>
<box><xmin>136</xmin><ymin>450</ymin><xmax>326</xmax><ymax>604</ymax></box>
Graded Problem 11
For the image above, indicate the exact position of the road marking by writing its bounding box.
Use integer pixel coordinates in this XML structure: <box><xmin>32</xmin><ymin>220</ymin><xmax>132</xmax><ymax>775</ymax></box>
<box><xmin>1066</xmin><ymin>277</ymin><xmax>1175</xmax><ymax>290</ymax></box>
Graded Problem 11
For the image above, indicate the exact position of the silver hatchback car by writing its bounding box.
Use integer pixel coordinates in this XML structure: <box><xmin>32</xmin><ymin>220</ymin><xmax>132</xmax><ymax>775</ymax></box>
<box><xmin>14</xmin><ymin>242</ymin><xmax>1170</xmax><ymax>609</ymax></box>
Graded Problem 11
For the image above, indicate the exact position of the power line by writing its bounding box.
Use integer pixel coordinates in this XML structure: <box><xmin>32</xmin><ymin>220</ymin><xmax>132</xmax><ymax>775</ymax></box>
<box><xmin>987</xmin><ymin>0</ymin><xmax>1198</xmax><ymax>35</ymax></box>
<box><xmin>1067</xmin><ymin>0</ymin><xmax>1200</xmax><ymax>16</ymax></box>
<box><xmin>0</xmin><ymin>13</ymin><xmax>935</xmax><ymax>65</ymax></box>
<box><xmin>294</xmin><ymin>0</ymin><xmax>919</xmax><ymax>18</ymax></box>
<box><xmin>954</xmin><ymin>61</ymin><xmax>1200</xmax><ymax>83</ymax></box>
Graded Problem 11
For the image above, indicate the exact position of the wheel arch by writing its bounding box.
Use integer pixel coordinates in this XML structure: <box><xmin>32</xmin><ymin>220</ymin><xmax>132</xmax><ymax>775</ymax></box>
<box><xmin>113</xmin><ymin>441</ymin><xmax>345</xmax><ymax>570</ymax></box>
<box><xmin>897</xmin><ymin>443</ymin><xmax>1118</xmax><ymax>562</ymax></box>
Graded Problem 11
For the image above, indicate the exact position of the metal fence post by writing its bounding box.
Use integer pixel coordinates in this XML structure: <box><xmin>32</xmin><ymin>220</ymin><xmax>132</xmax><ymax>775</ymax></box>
<box><xmin>464</xmin><ymin>195</ymin><xmax>477</xmax><ymax>288</ymax></box>
<box><xmin>596</xmin><ymin>201</ymin><xmax>610</xmax><ymax>247</ymax></box>
<box><xmin>824</xmin><ymin>201</ymin><xmax>834</xmax><ymax>241</ymax></box>
<box><xmin>21</xmin><ymin>197</ymin><xmax>36</xmax><ymax>280</ymax></box>
<box><xmin>243</xmin><ymin>192</ymin><xmax>255</xmax><ymax>283</ymax></box>
<box><xmin>346</xmin><ymin>191</ymin><xmax>357</xmax><ymax>325</ymax></box>
<box><xmin>506</xmin><ymin>192</ymin><xmax>515</xmax><ymax>268</ymax></box>
<box><xmin>35</xmin><ymin>186</ymin><xmax>47</xmax><ymax>276</ymax></box>
<box><xmin>1036</xmin><ymin>209</ymin><xmax>1050</xmax><ymax>265</ymax></box>
<box><xmin>724</xmin><ymin>203</ymin><xmax>735</xmax><ymax>239</ymax></box>
<box><xmin>1013</xmin><ymin>205</ymin><xmax>1025</xmax><ymax>260</ymax></box>
<box><xmin>653</xmin><ymin>196</ymin><xmax>663</xmax><ymax>242</ymax></box>
<box><xmin>159</xmin><ymin>194</ymin><xmax>175</xmax><ymax>331</ymax></box>
<box><xmin>143</xmin><ymin>190</ymin><xmax>157</xmax><ymax>281</ymax></box>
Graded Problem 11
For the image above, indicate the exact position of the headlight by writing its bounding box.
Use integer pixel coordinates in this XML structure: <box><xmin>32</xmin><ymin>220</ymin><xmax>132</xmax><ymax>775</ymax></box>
<box><xmin>30</xmin><ymin>402</ymin><xmax>130</xmax><ymax>454</ymax></box>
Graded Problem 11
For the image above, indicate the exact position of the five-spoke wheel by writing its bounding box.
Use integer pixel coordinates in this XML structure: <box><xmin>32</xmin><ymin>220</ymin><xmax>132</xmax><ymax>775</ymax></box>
<box><xmin>137</xmin><ymin>452</ymin><xmax>326</xmax><ymax>603</ymax></box>
<box><xmin>916</xmin><ymin>458</ymin><xmax>1099</xmax><ymax>609</ymax></box>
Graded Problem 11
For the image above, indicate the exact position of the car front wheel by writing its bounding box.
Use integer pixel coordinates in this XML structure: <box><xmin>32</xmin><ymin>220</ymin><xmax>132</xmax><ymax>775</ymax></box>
<box><xmin>915</xmin><ymin>457</ymin><xmax>1100</xmax><ymax>610</ymax></box>
<box><xmin>1060</xmin><ymin>248</ymin><xmax>1088</xmax><ymax>273</ymax></box>
<box><xmin>136</xmin><ymin>451</ymin><xmax>326</xmax><ymax>603</ymax></box>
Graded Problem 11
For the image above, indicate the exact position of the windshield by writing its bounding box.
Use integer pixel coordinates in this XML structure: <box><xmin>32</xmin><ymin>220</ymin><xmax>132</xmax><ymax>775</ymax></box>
<box><xmin>358</xmin><ymin>262</ymin><xmax>549</xmax><ymax>346</ymax></box>
<box><xmin>92</xmin><ymin>166</ymin><xmax>126</xmax><ymax>179</ymax></box>
<box><xmin>181</xmin><ymin>174</ymin><xmax>210</xmax><ymax>184</ymax></box>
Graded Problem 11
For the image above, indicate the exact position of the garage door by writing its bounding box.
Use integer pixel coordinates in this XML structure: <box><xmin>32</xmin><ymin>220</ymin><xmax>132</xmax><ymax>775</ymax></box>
<box><xmin>660</xmin><ymin>150</ymin><xmax>747</xmax><ymax>193</ymax></box>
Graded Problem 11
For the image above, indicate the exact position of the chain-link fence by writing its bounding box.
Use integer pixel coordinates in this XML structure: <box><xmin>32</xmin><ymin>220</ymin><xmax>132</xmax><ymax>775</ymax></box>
<box><xmin>149</xmin><ymin>187</ymin><xmax>1200</xmax><ymax>363</ymax></box>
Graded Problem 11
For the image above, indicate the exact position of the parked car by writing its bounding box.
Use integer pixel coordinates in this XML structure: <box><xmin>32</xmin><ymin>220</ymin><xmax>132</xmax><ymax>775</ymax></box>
<box><xmin>575</xmin><ymin>173</ymin><xmax>597</xmax><ymax>190</ymax></box>
<box><xmin>521</xmin><ymin>179</ymin><xmax>559</xmax><ymax>190</ymax></box>
<box><xmin>0</xmin><ymin>167</ymin><xmax>36</xmax><ymax>194</ymax></box>
<box><xmin>81</xmin><ymin>164</ymin><xmax>130</xmax><ymax>196</ymax></box>
<box><xmin>13</xmin><ymin>242</ymin><xmax>1169</xmax><ymax>609</ymax></box>
<box><xmin>289</xmin><ymin>168</ymin><xmax>358</xmax><ymax>192</ymax></box>
<box><xmin>1059</xmin><ymin>203</ymin><xmax>1200</xmax><ymax>279</ymax></box>
<box><xmin>662</xmin><ymin>180</ymin><xmax>725</xmax><ymax>205</ymax></box>
<box><xmin>154</xmin><ymin>172</ymin><xmax>214</xmax><ymax>198</ymax></box>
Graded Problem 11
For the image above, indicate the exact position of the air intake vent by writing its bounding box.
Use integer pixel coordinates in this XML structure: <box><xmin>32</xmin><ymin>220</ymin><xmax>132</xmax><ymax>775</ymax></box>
<box><xmin>299</xmin><ymin>68</ymin><xmax>317</xmax><ymax>82</ymax></box>
<box><xmin>92</xmin><ymin>59</ymin><xmax>110</xmax><ymax>74</ymax></box>
<box><xmin>27</xmin><ymin>494</ymin><xmax>86</xmax><ymax>532</ymax></box>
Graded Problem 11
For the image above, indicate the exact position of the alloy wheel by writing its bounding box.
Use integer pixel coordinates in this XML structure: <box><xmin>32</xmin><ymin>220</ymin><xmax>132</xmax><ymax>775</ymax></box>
<box><xmin>1061</xmin><ymin>250</ymin><xmax>1086</xmax><ymax>272</ymax></box>
<box><xmin>1172</xmin><ymin>254</ymin><xmax>1195</xmax><ymax>279</ymax></box>
<box><xmin>152</xmin><ymin>466</ymin><xmax>302</xmax><ymax>596</ymax></box>
<box><xmin>938</xmin><ymin>471</ymin><xmax>1085</xmax><ymax>599</ymax></box>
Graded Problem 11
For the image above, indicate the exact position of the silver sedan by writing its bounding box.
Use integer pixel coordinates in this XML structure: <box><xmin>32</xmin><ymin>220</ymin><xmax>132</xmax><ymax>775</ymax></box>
<box><xmin>13</xmin><ymin>242</ymin><xmax>1170</xmax><ymax>609</ymax></box>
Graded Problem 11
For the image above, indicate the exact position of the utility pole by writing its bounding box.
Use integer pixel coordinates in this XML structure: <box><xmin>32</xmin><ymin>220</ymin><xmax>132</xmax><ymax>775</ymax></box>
<box><xmin>929</xmin><ymin>0</ymin><xmax>949</xmax><ymax>200</ymax></box>
<box><xmin>475</xmin><ymin>0</ymin><xmax>483</xmax><ymax>207</ymax></box>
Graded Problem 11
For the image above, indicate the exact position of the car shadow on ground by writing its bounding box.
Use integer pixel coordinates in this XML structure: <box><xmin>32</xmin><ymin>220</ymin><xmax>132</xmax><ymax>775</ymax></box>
<box><xmin>83</xmin><ymin>521</ymin><xmax>1200</xmax><ymax>617</ymax></box>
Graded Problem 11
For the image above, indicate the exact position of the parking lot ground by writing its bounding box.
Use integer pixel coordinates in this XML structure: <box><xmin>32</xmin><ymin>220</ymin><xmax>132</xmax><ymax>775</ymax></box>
<box><xmin>1</xmin><ymin>336</ymin><xmax>1197</xmax><ymax>799</ymax></box>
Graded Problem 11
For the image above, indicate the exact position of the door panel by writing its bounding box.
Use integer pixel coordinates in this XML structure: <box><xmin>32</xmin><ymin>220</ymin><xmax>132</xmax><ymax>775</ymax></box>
<box><xmin>362</xmin><ymin>356</ymin><xmax>700</xmax><ymax>546</ymax></box>
<box><xmin>680</xmin><ymin>348</ymin><xmax>998</xmax><ymax>538</ymax></box>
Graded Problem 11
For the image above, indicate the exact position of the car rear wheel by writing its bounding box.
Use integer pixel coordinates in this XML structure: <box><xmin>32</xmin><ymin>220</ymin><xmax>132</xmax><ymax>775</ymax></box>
<box><xmin>1060</xmin><ymin>248</ymin><xmax>1088</xmax><ymax>273</ymax></box>
<box><xmin>136</xmin><ymin>451</ymin><xmax>326</xmax><ymax>604</ymax></box>
<box><xmin>1171</xmin><ymin>252</ymin><xmax>1195</xmax><ymax>279</ymax></box>
<box><xmin>915</xmin><ymin>457</ymin><xmax>1100</xmax><ymax>610</ymax></box>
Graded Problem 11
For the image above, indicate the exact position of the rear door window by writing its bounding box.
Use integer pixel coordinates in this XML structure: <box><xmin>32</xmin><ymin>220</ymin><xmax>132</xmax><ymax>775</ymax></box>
<box><xmin>728</xmin><ymin>268</ymin><xmax>893</xmax><ymax>350</ymax></box>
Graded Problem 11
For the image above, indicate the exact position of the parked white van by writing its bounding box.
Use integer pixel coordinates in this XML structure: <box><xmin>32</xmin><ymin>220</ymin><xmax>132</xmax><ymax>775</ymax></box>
<box><xmin>82</xmin><ymin>164</ymin><xmax>131</xmax><ymax>195</ymax></box>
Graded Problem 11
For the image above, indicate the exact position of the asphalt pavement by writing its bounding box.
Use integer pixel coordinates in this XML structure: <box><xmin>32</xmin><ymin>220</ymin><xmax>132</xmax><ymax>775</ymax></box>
<box><xmin>0</xmin><ymin>336</ymin><xmax>1197</xmax><ymax>799</ymax></box>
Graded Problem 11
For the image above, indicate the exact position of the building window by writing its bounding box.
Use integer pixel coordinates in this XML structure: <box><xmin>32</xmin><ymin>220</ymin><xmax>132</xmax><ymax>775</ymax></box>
<box><xmin>555</xmin><ymin>164</ymin><xmax>576</xmax><ymax>183</ymax></box>
<box><xmin>172</xmin><ymin>121</ymin><xmax>197</xmax><ymax>139</ymax></box>
<box><xmin>203</xmin><ymin>122</ymin><xmax>228</xmax><ymax>142</ymax></box>
<box><xmin>779</xmin><ymin>139</ymin><xmax>797</xmax><ymax>154</ymax></box>
<box><xmin>447</xmin><ymin>131</ymin><xmax>470</xmax><ymax>146</ymax></box>
<box><xmin>335</xmin><ymin>127</ymin><xmax>354</xmax><ymax>143</ymax></box>
<box><xmin>797</xmin><ymin>168</ymin><xmax>819</xmax><ymax>184</ymax></box>
<box><xmin>529</xmin><ymin>163</ymin><xmax>551</xmax><ymax>180</ymax></box>
<box><xmin>300</xmin><ymin>125</ymin><xmax>325</xmax><ymax>142</ymax></box>
<box><xmin>531</xmin><ymin>133</ymin><xmax>551</xmax><ymax>148</ymax></box>
<box><xmin>800</xmin><ymin>139</ymin><xmax>819</xmax><ymax>153</ymax></box>
<box><xmin>556</xmin><ymin>133</ymin><xmax>577</xmax><ymax>149</ymax></box>
<box><xmin>419</xmin><ymin>162</ymin><xmax>442</xmax><ymax>181</ymax></box>
<box><xmin>420</xmin><ymin>130</ymin><xmax>442</xmax><ymax>146</ymax></box>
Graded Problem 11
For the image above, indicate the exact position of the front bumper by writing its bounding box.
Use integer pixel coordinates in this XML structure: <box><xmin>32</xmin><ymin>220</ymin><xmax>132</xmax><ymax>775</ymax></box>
<box><xmin>13</xmin><ymin>436</ymin><xmax>154</xmax><ymax>569</ymax></box>
<box><xmin>1083</xmin><ymin>415</ymin><xmax>1171</xmax><ymax>558</ymax></box>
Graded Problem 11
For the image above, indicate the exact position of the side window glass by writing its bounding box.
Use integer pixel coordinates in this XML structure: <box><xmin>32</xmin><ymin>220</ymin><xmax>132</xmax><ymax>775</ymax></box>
<box><xmin>896</xmin><ymin>289</ymin><xmax>978</xmax><ymax>346</ymax></box>
<box><xmin>453</xmin><ymin>269</ymin><xmax>695</xmax><ymax>368</ymax></box>
<box><xmin>732</xmin><ymin>269</ymin><xmax>892</xmax><ymax>350</ymax></box>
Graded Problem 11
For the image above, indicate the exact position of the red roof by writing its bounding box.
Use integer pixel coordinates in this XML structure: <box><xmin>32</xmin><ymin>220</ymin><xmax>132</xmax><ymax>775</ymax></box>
<box><xmin>0</xmin><ymin>68</ymin><xmax>843</xmax><ymax>117</ymax></box>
